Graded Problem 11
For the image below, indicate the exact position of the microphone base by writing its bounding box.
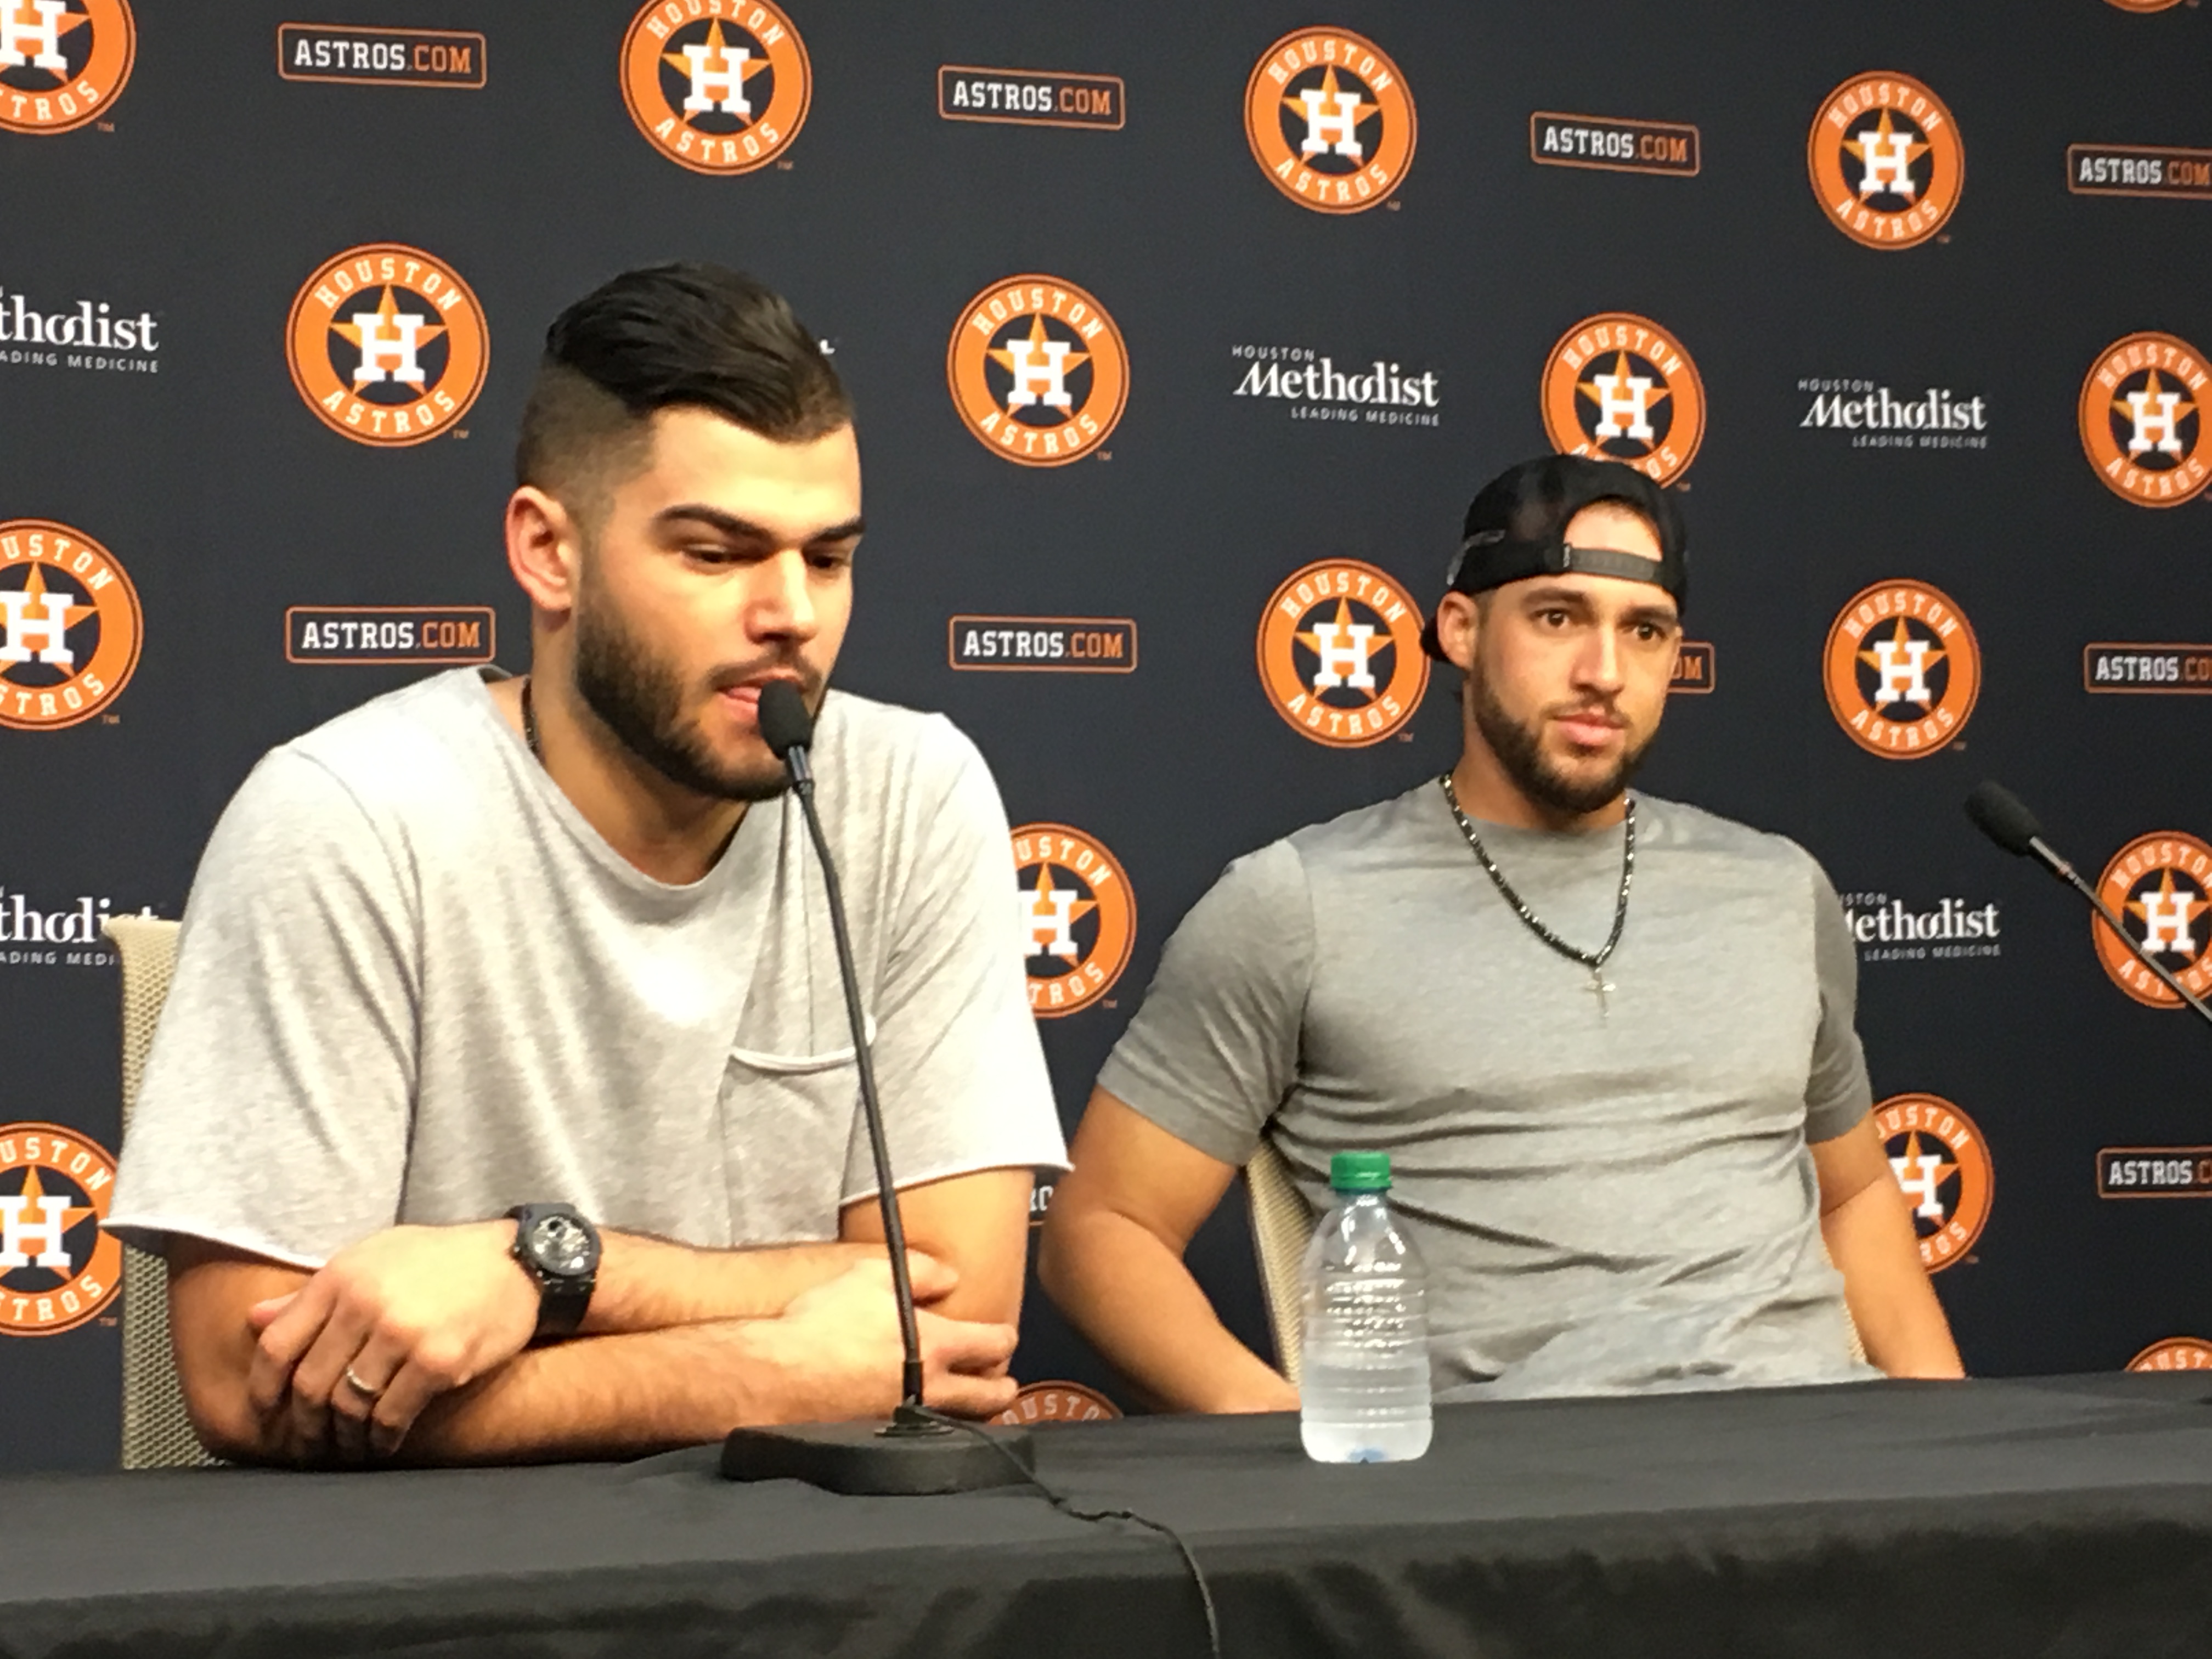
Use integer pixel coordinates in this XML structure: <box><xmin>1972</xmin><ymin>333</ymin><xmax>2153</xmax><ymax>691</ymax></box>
<box><xmin>718</xmin><ymin>1416</ymin><xmax>1035</xmax><ymax>1495</ymax></box>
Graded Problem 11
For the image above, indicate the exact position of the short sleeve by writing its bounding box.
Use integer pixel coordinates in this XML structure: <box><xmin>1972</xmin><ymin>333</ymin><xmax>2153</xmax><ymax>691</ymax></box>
<box><xmin>842</xmin><ymin>722</ymin><xmax>1066</xmax><ymax>1202</ymax></box>
<box><xmin>1803</xmin><ymin>858</ymin><xmax>1874</xmax><ymax>1144</ymax></box>
<box><xmin>1094</xmin><ymin>839</ymin><xmax>1315</xmax><ymax>1166</ymax></box>
<box><xmin>104</xmin><ymin>751</ymin><xmax>419</xmax><ymax>1266</ymax></box>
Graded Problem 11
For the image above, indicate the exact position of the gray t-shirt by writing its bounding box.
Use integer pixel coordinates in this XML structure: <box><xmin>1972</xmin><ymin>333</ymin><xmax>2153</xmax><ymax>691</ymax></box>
<box><xmin>1099</xmin><ymin>781</ymin><xmax>1877</xmax><ymax>1400</ymax></box>
<box><xmin>109</xmin><ymin>670</ymin><xmax>1066</xmax><ymax>1267</ymax></box>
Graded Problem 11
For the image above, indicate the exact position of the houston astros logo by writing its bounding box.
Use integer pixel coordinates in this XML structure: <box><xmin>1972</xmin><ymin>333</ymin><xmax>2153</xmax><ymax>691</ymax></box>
<box><xmin>993</xmin><ymin>1380</ymin><xmax>1122</xmax><ymax>1426</ymax></box>
<box><xmin>286</xmin><ymin>244</ymin><xmax>488</xmax><ymax>448</ymax></box>
<box><xmin>2092</xmin><ymin>832</ymin><xmax>2212</xmax><ymax>1008</ymax></box>
<box><xmin>1875</xmin><ymin>1094</ymin><xmax>1991</xmax><ymax>1272</ymax></box>
<box><xmin>1807</xmin><ymin>73</ymin><xmax>1963</xmax><ymax>249</ymax></box>
<box><xmin>2107</xmin><ymin>0</ymin><xmax>2185</xmax><ymax>11</ymax></box>
<box><xmin>1257</xmin><ymin>558</ymin><xmax>1428</xmax><ymax>748</ymax></box>
<box><xmin>620</xmin><ymin>0</ymin><xmax>809</xmax><ymax>174</ymax></box>
<box><xmin>0</xmin><ymin>0</ymin><xmax>133</xmax><ymax>135</ymax></box>
<box><xmin>1244</xmin><ymin>28</ymin><xmax>1415</xmax><ymax>213</ymax></box>
<box><xmin>0</xmin><ymin>519</ymin><xmax>141</xmax><ymax>731</ymax></box>
<box><xmin>2129</xmin><ymin>1338</ymin><xmax>2212</xmax><ymax>1371</ymax></box>
<box><xmin>2078</xmin><ymin>332</ymin><xmax>2208</xmax><ymax>507</ymax></box>
<box><xmin>1822</xmin><ymin>579</ymin><xmax>1980</xmax><ymax>758</ymax></box>
<box><xmin>1013</xmin><ymin>823</ymin><xmax>1134</xmax><ymax>1018</ymax></box>
<box><xmin>947</xmin><ymin>276</ymin><xmax>1129</xmax><ymax>467</ymax></box>
<box><xmin>1541</xmin><ymin>314</ymin><xmax>1705</xmax><ymax>486</ymax></box>
<box><xmin>1</xmin><ymin>1122</ymin><xmax>122</xmax><ymax>1335</ymax></box>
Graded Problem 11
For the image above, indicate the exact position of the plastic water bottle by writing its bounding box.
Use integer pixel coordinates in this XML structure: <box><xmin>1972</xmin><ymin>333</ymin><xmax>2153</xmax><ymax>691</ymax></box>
<box><xmin>1299</xmin><ymin>1150</ymin><xmax>1432</xmax><ymax>1463</ymax></box>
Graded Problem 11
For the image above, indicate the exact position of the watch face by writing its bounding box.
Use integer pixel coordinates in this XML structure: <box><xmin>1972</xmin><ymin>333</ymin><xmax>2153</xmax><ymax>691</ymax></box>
<box><xmin>530</xmin><ymin>1214</ymin><xmax>594</xmax><ymax>1276</ymax></box>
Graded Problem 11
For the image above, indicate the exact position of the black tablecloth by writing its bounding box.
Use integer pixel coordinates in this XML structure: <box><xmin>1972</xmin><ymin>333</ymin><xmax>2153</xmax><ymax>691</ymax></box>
<box><xmin>8</xmin><ymin>1373</ymin><xmax>2212</xmax><ymax>1658</ymax></box>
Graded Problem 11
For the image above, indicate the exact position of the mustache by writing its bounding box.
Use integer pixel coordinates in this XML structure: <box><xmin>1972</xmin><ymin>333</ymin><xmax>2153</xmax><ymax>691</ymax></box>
<box><xmin>1546</xmin><ymin>698</ymin><xmax>1626</xmax><ymax>729</ymax></box>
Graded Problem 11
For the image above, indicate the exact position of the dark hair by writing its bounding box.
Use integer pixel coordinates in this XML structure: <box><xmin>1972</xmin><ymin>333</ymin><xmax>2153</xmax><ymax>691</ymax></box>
<box><xmin>514</xmin><ymin>262</ymin><xmax>851</xmax><ymax>519</ymax></box>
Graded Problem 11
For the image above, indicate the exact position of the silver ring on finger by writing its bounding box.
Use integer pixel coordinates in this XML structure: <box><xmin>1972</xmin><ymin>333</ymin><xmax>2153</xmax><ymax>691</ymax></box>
<box><xmin>342</xmin><ymin>1363</ymin><xmax>384</xmax><ymax>1402</ymax></box>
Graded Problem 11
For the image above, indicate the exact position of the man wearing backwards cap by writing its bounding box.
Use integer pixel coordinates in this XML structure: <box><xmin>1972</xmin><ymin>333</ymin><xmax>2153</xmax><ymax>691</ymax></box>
<box><xmin>1041</xmin><ymin>454</ymin><xmax>1962</xmax><ymax>1408</ymax></box>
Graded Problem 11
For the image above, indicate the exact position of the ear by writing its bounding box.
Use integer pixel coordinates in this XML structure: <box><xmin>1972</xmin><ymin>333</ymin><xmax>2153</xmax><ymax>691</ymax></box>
<box><xmin>505</xmin><ymin>487</ymin><xmax>582</xmax><ymax>617</ymax></box>
<box><xmin>1433</xmin><ymin>590</ymin><xmax>1482</xmax><ymax>672</ymax></box>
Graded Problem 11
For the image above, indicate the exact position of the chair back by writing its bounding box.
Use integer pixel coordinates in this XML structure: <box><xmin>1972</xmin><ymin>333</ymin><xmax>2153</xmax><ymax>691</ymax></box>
<box><xmin>1242</xmin><ymin>1138</ymin><xmax>1314</xmax><ymax>1385</ymax></box>
<box><xmin>103</xmin><ymin>915</ymin><xmax>218</xmax><ymax>1470</ymax></box>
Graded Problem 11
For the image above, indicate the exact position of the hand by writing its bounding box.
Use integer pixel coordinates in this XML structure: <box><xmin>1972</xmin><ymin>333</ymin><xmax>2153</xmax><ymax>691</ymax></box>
<box><xmin>740</xmin><ymin>1258</ymin><xmax>1019</xmax><ymax>1423</ymax></box>
<box><xmin>246</xmin><ymin>1221</ymin><xmax>540</xmax><ymax>1463</ymax></box>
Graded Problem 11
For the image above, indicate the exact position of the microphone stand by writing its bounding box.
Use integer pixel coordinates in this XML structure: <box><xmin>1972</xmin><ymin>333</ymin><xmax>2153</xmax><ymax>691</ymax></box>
<box><xmin>720</xmin><ymin>720</ymin><xmax>1034</xmax><ymax>1494</ymax></box>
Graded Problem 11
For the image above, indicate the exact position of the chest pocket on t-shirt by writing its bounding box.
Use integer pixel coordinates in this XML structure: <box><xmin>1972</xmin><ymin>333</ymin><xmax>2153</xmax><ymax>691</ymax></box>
<box><xmin>719</xmin><ymin>1018</ymin><xmax>877</xmax><ymax>1245</ymax></box>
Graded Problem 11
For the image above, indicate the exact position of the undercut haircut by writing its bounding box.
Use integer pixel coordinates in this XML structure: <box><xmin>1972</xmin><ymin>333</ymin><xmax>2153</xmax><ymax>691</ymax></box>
<box><xmin>514</xmin><ymin>262</ymin><xmax>852</xmax><ymax>529</ymax></box>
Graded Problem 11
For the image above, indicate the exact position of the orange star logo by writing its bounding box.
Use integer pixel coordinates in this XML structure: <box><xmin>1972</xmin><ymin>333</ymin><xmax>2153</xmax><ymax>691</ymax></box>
<box><xmin>663</xmin><ymin>19</ymin><xmax>768</xmax><ymax>120</ymax></box>
<box><xmin>1284</xmin><ymin>64</ymin><xmax>1376</xmax><ymax>136</ymax></box>
<box><xmin>1295</xmin><ymin>598</ymin><xmax>1386</xmax><ymax>698</ymax></box>
<box><xmin>1894</xmin><ymin>1130</ymin><xmax>1960</xmax><ymax>1218</ymax></box>
<box><xmin>987</xmin><ymin>313</ymin><xmax>1088</xmax><ymax>418</ymax></box>
<box><xmin>2</xmin><ymin>0</ymin><xmax>88</xmax><ymax>81</ymax></box>
<box><xmin>2127</xmin><ymin>868</ymin><xmax>2205</xmax><ymax>960</ymax></box>
<box><xmin>1</xmin><ymin>1165</ymin><xmax>96</xmax><ymax>1266</ymax></box>
<box><xmin>1023</xmin><ymin>863</ymin><xmax>1097</xmax><ymax>960</ymax></box>
<box><xmin>329</xmin><ymin>286</ymin><xmax>446</xmax><ymax>392</ymax></box>
<box><xmin>3</xmin><ymin>564</ymin><xmax>97</xmax><ymax>653</ymax></box>
<box><xmin>2113</xmin><ymin>369</ymin><xmax>2198</xmax><ymax>439</ymax></box>
<box><xmin>1858</xmin><ymin>617</ymin><xmax>1945</xmax><ymax>710</ymax></box>
<box><xmin>1843</xmin><ymin>107</ymin><xmax>1929</xmax><ymax>196</ymax></box>
<box><xmin>1577</xmin><ymin>350</ymin><xmax>1672</xmax><ymax>445</ymax></box>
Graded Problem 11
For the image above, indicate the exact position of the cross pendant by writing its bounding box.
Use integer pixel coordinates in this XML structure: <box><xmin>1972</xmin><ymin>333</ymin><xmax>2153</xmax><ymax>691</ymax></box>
<box><xmin>1584</xmin><ymin>967</ymin><xmax>1614</xmax><ymax>1015</ymax></box>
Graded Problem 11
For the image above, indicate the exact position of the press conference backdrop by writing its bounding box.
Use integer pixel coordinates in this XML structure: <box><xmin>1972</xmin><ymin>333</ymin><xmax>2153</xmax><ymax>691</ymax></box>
<box><xmin>4</xmin><ymin>0</ymin><xmax>2211</xmax><ymax>1470</ymax></box>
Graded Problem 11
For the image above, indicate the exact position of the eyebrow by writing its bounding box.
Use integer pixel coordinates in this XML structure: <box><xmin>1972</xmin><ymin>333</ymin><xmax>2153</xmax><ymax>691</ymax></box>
<box><xmin>1518</xmin><ymin>585</ymin><xmax>1680</xmax><ymax>627</ymax></box>
<box><xmin>651</xmin><ymin>504</ymin><xmax>866</xmax><ymax>546</ymax></box>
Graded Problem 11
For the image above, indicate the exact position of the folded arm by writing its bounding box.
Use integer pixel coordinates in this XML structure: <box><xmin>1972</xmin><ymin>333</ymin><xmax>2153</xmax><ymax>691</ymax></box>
<box><xmin>1039</xmin><ymin>1088</ymin><xmax>1297</xmax><ymax>1414</ymax></box>
<box><xmin>166</xmin><ymin>1164</ymin><xmax>1035</xmax><ymax>1466</ymax></box>
<box><xmin>1812</xmin><ymin>1114</ymin><xmax>1966</xmax><ymax>1379</ymax></box>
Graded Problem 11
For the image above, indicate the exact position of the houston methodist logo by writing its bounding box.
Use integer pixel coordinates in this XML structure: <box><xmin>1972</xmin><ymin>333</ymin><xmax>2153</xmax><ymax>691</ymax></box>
<box><xmin>1541</xmin><ymin>314</ymin><xmax>1705</xmax><ymax>486</ymax></box>
<box><xmin>1822</xmin><ymin>579</ymin><xmax>1980</xmax><ymax>759</ymax></box>
<box><xmin>1257</xmin><ymin>558</ymin><xmax>1427</xmax><ymax>748</ymax></box>
<box><xmin>1243</xmin><ymin>27</ymin><xmax>1414</xmax><ymax>214</ymax></box>
<box><xmin>286</xmin><ymin>244</ymin><xmax>488</xmax><ymax>447</ymax></box>
<box><xmin>0</xmin><ymin>519</ymin><xmax>140</xmax><ymax>730</ymax></box>
<box><xmin>1876</xmin><ymin>1094</ymin><xmax>1991</xmax><ymax>1272</ymax></box>
<box><xmin>1013</xmin><ymin>823</ymin><xmax>1133</xmax><ymax>1018</ymax></box>
<box><xmin>620</xmin><ymin>0</ymin><xmax>809</xmax><ymax>175</ymax></box>
<box><xmin>0</xmin><ymin>1122</ymin><xmax>121</xmax><ymax>1335</ymax></box>
<box><xmin>947</xmin><ymin>276</ymin><xmax>1128</xmax><ymax>467</ymax></box>
<box><xmin>1807</xmin><ymin>73</ymin><xmax>1963</xmax><ymax>249</ymax></box>
<box><xmin>2092</xmin><ymin>832</ymin><xmax>2212</xmax><ymax>1009</ymax></box>
<box><xmin>0</xmin><ymin>0</ymin><xmax>133</xmax><ymax>135</ymax></box>
<box><xmin>2078</xmin><ymin>332</ymin><xmax>2208</xmax><ymax>507</ymax></box>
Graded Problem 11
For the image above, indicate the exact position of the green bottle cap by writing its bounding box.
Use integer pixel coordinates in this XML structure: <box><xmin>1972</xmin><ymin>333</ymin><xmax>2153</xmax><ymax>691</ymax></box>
<box><xmin>1329</xmin><ymin>1151</ymin><xmax>1392</xmax><ymax>1192</ymax></box>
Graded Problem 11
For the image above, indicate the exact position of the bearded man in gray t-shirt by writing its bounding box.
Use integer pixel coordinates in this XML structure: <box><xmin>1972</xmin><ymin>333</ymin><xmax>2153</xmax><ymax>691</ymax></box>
<box><xmin>1040</xmin><ymin>455</ymin><xmax>1961</xmax><ymax>1408</ymax></box>
<box><xmin>106</xmin><ymin>265</ymin><xmax>1065</xmax><ymax>1465</ymax></box>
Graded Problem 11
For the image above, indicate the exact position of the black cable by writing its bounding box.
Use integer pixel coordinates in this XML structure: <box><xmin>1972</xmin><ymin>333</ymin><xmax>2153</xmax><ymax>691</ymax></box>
<box><xmin>912</xmin><ymin>1407</ymin><xmax>1223</xmax><ymax>1659</ymax></box>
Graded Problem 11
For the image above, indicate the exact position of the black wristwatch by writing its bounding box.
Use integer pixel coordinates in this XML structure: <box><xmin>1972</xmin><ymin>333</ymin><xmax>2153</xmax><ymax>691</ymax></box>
<box><xmin>507</xmin><ymin>1203</ymin><xmax>600</xmax><ymax>1341</ymax></box>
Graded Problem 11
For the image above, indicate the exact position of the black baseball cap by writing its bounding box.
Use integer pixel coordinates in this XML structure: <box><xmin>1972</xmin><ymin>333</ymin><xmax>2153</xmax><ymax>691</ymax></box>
<box><xmin>1419</xmin><ymin>455</ymin><xmax>1688</xmax><ymax>661</ymax></box>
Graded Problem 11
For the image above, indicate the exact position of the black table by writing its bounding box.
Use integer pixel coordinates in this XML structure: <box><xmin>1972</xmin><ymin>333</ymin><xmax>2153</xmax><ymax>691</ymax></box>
<box><xmin>8</xmin><ymin>1373</ymin><xmax>2212</xmax><ymax>1658</ymax></box>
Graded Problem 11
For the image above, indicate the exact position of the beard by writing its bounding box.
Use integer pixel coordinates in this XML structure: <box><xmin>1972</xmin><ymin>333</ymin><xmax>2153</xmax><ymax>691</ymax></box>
<box><xmin>1469</xmin><ymin>658</ymin><xmax>1655</xmax><ymax>818</ymax></box>
<box><xmin>571</xmin><ymin>566</ymin><xmax>807</xmax><ymax>804</ymax></box>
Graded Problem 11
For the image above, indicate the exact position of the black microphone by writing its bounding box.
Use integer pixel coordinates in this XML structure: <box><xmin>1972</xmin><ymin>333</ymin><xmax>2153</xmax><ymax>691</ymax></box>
<box><xmin>720</xmin><ymin>681</ymin><xmax>1032</xmax><ymax>1493</ymax></box>
<box><xmin>1964</xmin><ymin>780</ymin><xmax>2212</xmax><ymax>1031</ymax></box>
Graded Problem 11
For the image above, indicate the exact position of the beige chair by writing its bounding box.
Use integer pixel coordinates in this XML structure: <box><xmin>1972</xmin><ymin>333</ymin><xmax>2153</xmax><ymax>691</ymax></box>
<box><xmin>1242</xmin><ymin>1138</ymin><xmax>1314</xmax><ymax>1384</ymax></box>
<box><xmin>1243</xmin><ymin>1137</ymin><xmax>1867</xmax><ymax>1386</ymax></box>
<box><xmin>103</xmin><ymin>915</ymin><xmax>218</xmax><ymax>1470</ymax></box>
